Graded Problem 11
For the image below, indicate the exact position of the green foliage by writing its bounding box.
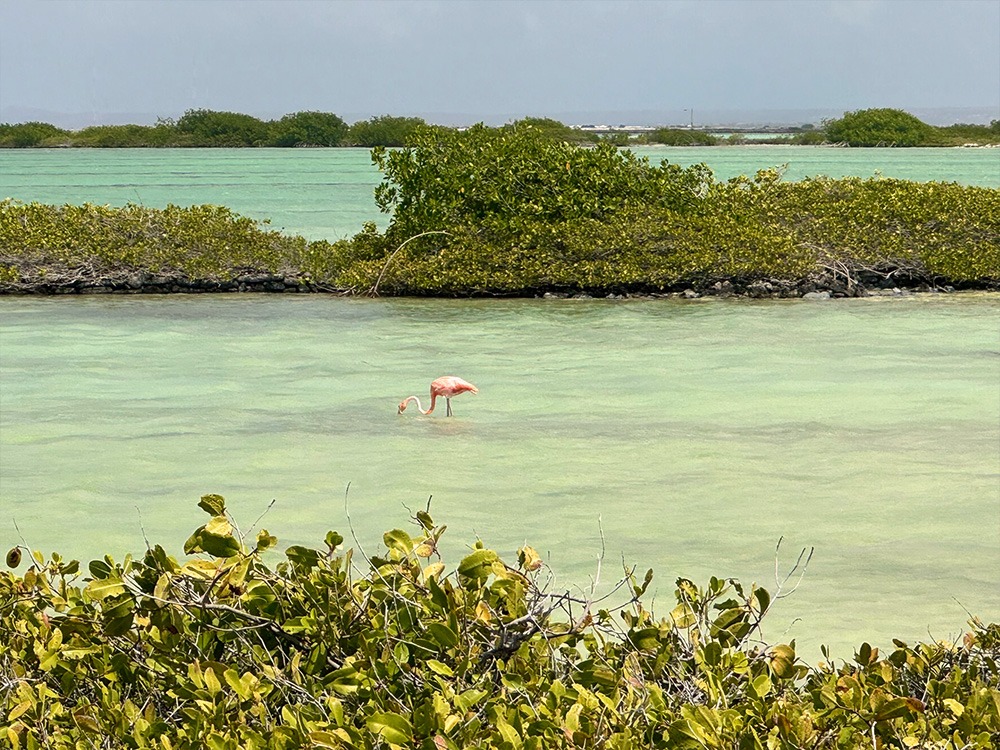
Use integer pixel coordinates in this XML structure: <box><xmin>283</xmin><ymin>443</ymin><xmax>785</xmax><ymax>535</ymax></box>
<box><xmin>591</xmin><ymin>131</ymin><xmax>630</xmax><ymax>147</ymax></box>
<box><xmin>645</xmin><ymin>128</ymin><xmax>719</xmax><ymax>146</ymax></box>
<box><xmin>270</xmin><ymin>111</ymin><xmax>349</xmax><ymax>147</ymax></box>
<box><xmin>2</xmin><ymin>497</ymin><xmax>997</xmax><ymax>748</ymax></box>
<box><xmin>788</xmin><ymin>129</ymin><xmax>827</xmax><ymax>145</ymax></box>
<box><xmin>71</xmin><ymin>123</ymin><xmax>176</xmax><ymax>148</ymax></box>
<box><xmin>930</xmin><ymin>122</ymin><xmax>1000</xmax><ymax>146</ymax></box>
<box><xmin>357</xmin><ymin>126</ymin><xmax>998</xmax><ymax>294</ymax></box>
<box><xmin>0</xmin><ymin>200</ymin><xmax>312</xmax><ymax>290</ymax></box>
<box><xmin>0</xmin><ymin>121</ymin><xmax>70</xmax><ymax>147</ymax></box>
<box><xmin>506</xmin><ymin>117</ymin><xmax>598</xmax><ymax>144</ymax></box>
<box><xmin>346</xmin><ymin>115</ymin><xmax>430</xmax><ymax>147</ymax></box>
<box><xmin>371</xmin><ymin>122</ymin><xmax>713</xmax><ymax>242</ymax></box>
<box><xmin>824</xmin><ymin>108</ymin><xmax>935</xmax><ymax>147</ymax></box>
<box><xmin>175</xmin><ymin>109</ymin><xmax>272</xmax><ymax>147</ymax></box>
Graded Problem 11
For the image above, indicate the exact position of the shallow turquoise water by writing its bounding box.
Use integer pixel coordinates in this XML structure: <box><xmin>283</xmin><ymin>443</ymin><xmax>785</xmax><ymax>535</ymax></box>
<box><xmin>1</xmin><ymin>294</ymin><xmax>997</xmax><ymax>658</ymax></box>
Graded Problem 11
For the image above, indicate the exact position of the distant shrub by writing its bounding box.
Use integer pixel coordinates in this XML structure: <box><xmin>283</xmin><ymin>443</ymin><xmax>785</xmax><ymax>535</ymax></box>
<box><xmin>789</xmin><ymin>130</ymin><xmax>826</xmax><ymax>145</ymax></box>
<box><xmin>0</xmin><ymin>121</ymin><xmax>70</xmax><ymax>147</ymax></box>
<box><xmin>175</xmin><ymin>109</ymin><xmax>271</xmax><ymax>147</ymax></box>
<box><xmin>646</xmin><ymin>128</ymin><xmax>719</xmax><ymax>146</ymax></box>
<box><xmin>824</xmin><ymin>108</ymin><xmax>935</xmax><ymax>147</ymax></box>
<box><xmin>72</xmin><ymin>123</ymin><xmax>175</xmax><ymax>148</ymax></box>
<box><xmin>269</xmin><ymin>111</ymin><xmax>348</xmax><ymax>147</ymax></box>
<box><xmin>504</xmin><ymin>117</ymin><xmax>597</xmax><ymax>144</ymax></box>
<box><xmin>346</xmin><ymin>115</ymin><xmax>431</xmax><ymax>147</ymax></box>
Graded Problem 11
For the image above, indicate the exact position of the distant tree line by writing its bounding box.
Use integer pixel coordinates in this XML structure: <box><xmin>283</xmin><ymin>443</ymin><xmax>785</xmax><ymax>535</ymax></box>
<box><xmin>0</xmin><ymin>110</ymin><xmax>430</xmax><ymax>148</ymax></box>
<box><xmin>1</xmin><ymin>107</ymin><xmax>998</xmax><ymax>148</ymax></box>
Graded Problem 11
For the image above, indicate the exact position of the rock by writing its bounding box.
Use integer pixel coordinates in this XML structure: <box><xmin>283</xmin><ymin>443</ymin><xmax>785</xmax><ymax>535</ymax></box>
<box><xmin>712</xmin><ymin>280</ymin><xmax>735</xmax><ymax>296</ymax></box>
<box><xmin>802</xmin><ymin>291</ymin><xmax>831</xmax><ymax>300</ymax></box>
<box><xmin>682</xmin><ymin>289</ymin><xmax>699</xmax><ymax>299</ymax></box>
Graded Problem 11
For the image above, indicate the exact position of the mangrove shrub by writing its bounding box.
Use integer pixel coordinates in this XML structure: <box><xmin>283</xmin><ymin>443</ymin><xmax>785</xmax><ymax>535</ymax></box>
<box><xmin>824</xmin><ymin>109</ymin><xmax>935</xmax><ymax>147</ymax></box>
<box><xmin>2</xmin><ymin>495</ymin><xmax>998</xmax><ymax>748</ymax></box>
<box><xmin>346</xmin><ymin>116</ymin><xmax>429</xmax><ymax>147</ymax></box>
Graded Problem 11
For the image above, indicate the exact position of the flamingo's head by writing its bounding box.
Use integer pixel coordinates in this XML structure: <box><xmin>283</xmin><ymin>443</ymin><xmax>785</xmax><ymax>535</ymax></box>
<box><xmin>397</xmin><ymin>400</ymin><xmax>408</xmax><ymax>414</ymax></box>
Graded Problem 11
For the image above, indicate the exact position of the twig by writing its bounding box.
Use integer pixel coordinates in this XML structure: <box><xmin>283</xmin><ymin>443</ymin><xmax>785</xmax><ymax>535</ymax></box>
<box><xmin>368</xmin><ymin>230</ymin><xmax>450</xmax><ymax>296</ymax></box>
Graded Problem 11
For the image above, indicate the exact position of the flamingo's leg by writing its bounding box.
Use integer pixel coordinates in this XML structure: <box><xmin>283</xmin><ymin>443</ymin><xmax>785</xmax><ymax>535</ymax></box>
<box><xmin>446</xmin><ymin>398</ymin><xmax>453</xmax><ymax>417</ymax></box>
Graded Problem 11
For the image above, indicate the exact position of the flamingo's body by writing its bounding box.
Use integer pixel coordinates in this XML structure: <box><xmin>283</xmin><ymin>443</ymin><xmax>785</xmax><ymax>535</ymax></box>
<box><xmin>398</xmin><ymin>376</ymin><xmax>478</xmax><ymax>416</ymax></box>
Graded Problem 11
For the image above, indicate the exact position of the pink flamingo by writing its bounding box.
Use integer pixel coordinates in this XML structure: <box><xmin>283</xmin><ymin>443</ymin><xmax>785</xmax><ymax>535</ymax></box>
<box><xmin>398</xmin><ymin>376</ymin><xmax>478</xmax><ymax>417</ymax></box>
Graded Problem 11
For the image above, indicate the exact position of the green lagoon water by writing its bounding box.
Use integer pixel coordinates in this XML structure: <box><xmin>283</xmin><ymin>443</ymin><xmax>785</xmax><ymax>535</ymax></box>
<box><xmin>0</xmin><ymin>147</ymin><xmax>998</xmax><ymax>657</ymax></box>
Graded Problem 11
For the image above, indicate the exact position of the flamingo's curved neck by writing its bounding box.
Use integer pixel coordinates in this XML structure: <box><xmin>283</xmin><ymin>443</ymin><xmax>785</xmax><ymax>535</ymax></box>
<box><xmin>400</xmin><ymin>395</ymin><xmax>437</xmax><ymax>415</ymax></box>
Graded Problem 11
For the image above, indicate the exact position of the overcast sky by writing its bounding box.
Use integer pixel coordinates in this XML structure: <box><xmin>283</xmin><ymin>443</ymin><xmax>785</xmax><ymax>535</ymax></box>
<box><xmin>1</xmin><ymin>0</ymin><xmax>998</xmax><ymax>127</ymax></box>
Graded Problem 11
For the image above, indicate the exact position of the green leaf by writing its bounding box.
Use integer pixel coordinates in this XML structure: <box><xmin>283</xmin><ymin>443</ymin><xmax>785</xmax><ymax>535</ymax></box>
<box><xmin>286</xmin><ymin>545</ymin><xmax>320</xmax><ymax>568</ymax></box>
<box><xmin>427</xmin><ymin>622</ymin><xmax>459</xmax><ymax>648</ymax></box>
<box><xmin>9</xmin><ymin>700</ymin><xmax>31</xmax><ymax>721</ymax></box>
<box><xmin>199</xmin><ymin>531</ymin><xmax>241</xmax><ymax>558</ymax></box>
<box><xmin>5</xmin><ymin>547</ymin><xmax>21</xmax><ymax>568</ymax></box>
<box><xmin>204</xmin><ymin>515</ymin><xmax>232</xmax><ymax>537</ymax></box>
<box><xmin>183</xmin><ymin>528</ymin><xmax>206</xmax><ymax>555</ymax></box>
<box><xmin>634</xmin><ymin>567</ymin><xmax>654</xmax><ymax>597</ymax></box>
<box><xmin>455</xmin><ymin>688</ymin><xmax>488</xmax><ymax>713</ymax></box>
<box><xmin>769</xmin><ymin>643</ymin><xmax>797</xmax><ymax>679</ymax></box>
<box><xmin>88</xmin><ymin>559</ymin><xmax>112</xmax><ymax>579</ymax></box>
<box><xmin>496</xmin><ymin>719</ymin><xmax>521</xmax><ymax>747</ymax></box>
<box><xmin>103</xmin><ymin>596</ymin><xmax>135</xmax><ymax>636</ymax></box>
<box><xmin>325</xmin><ymin>531</ymin><xmax>344</xmax><ymax>550</ymax></box>
<box><xmin>72</xmin><ymin>709</ymin><xmax>101</xmax><ymax>733</ymax></box>
<box><xmin>750</xmin><ymin>673</ymin><xmax>772</xmax><ymax>699</ymax></box>
<box><xmin>366</xmin><ymin>712</ymin><xmax>413</xmax><ymax>745</ymax></box>
<box><xmin>198</xmin><ymin>494</ymin><xmax>227</xmax><ymax>516</ymax></box>
<box><xmin>181</xmin><ymin>559</ymin><xmax>222</xmax><ymax>579</ymax></box>
<box><xmin>670</xmin><ymin>604</ymin><xmax>696</xmax><ymax>629</ymax></box>
<box><xmin>426</xmin><ymin>659</ymin><xmax>454</xmax><ymax>676</ymax></box>
<box><xmin>458</xmin><ymin>548</ymin><xmax>499</xmax><ymax>580</ymax></box>
<box><xmin>256</xmin><ymin>529</ymin><xmax>278</xmax><ymax>552</ymax></box>
<box><xmin>874</xmin><ymin>697</ymin><xmax>921</xmax><ymax>721</ymax></box>
<box><xmin>85</xmin><ymin>576</ymin><xmax>125</xmax><ymax>600</ymax></box>
<box><xmin>383</xmin><ymin>528</ymin><xmax>413</xmax><ymax>554</ymax></box>
<box><xmin>224</xmin><ymin>669</ymin><xmax>252</xmax><ymax>699</ymax></box>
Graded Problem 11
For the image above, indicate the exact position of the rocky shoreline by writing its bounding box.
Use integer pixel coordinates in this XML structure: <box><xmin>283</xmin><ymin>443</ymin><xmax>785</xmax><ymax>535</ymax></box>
<box><xmin>1</xmin><ymin>269</ymin><xmax>996</xmax><ymax>299</ymax></box>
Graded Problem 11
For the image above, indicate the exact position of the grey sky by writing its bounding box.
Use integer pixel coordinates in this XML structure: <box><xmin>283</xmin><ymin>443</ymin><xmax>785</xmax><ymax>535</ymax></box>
<box><xmin>2</xmin><ymin>0</ymin><xmax>998</xmax><ymax>127</ymax></box>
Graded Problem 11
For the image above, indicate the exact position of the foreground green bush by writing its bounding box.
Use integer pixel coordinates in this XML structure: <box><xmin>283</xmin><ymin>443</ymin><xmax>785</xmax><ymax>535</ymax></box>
<box><xmin>2</xmin><ymin>495</ymin><xmax>997</xmax><ymax>748</ymax></box>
